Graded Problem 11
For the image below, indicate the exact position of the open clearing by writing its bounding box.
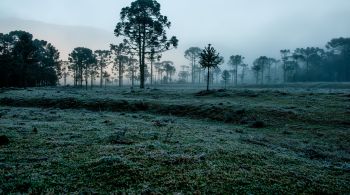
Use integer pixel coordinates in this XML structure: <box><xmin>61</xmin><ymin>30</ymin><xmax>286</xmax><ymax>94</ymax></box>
<box><xmin>0</xmin><ymin>85</ymin><xmax>350</xmax><ymax>193</ymax></box>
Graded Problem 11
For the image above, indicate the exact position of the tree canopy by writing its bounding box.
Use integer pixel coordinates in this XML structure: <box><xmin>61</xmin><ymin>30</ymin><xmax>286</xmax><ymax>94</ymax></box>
<box><xmin>185</xmin><ymin>47</ymin><xmax>202</xmax><ymax>84</ymax></box>
<box><xmin>228</xmin><ymin>55</ymin><xmax>245</xmax><ymax>86</ymax></box>
<box><xmin>68</xmin><ymin>47</ymin><xmax>96</xmax><ymax>88</ymax></box>
<box><xmin>199</xmin><ymin>44</ymin><xmax>224</xmax><ymax>91</ymax></box>
<box><xmin>114</xmin><ymin>0</ymin><xmax>178</xmax><ymax>88</ymax></box>
<box><xmin>0</xmin><ymin>31</ymin><xmax>61</xmax><ymax>87</ymax></box>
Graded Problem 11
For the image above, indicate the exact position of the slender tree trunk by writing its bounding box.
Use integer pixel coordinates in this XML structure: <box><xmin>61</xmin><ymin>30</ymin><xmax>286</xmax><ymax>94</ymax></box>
<box><xmin>232</xmin><ymin>69</ymin><xmax>234</xmax><ymax>85</ymax></box>
<box><xmin>192</xmin><ymin>58</ymin><xmax>195</xmax><ymax>84</ymax></box>
<box><xmin>261</xmin><ymin>67</ymin><xmax>264</xmax><ymax>85</ymax></box>
<box><xmin>198</xmin><ymin>69</ymin><xmax>201</xmax><ymax>84</ymax></box>
<box><xmin>85</xmin><ymin>72</ymin><xmax>88</xmax><ymax>90</ymax></box>
<box><xmin>267</xmin><ymin>64</ymin><xmax>271</xmax><ymax>84</ymax></box>
<box><xmin>151</xmin><ymin>60</ymin><xmax>153</xmax><ymax>85</ymax></box>
<box><xmin>166</xmin><ymin>72</ymin><xmax>169</xmax><ymax>83</ymax></box>
<box><xmin>207</xmin><ymin>67</ymin><xmax>210</xmax><ymax>91</ymax></box>
<box><xmin>119</xmin><ymin>61</ymin><xmax>123</xmax><ymax>87</ymax></box>
<box><xmin>235</xmin><ymin>64</ymin><xmax>238</xmax><ymax>86</ymax></box>
<box><xmin>283</xmin><ymin>63</ymin><xmax>287</xmax><ymax>83</ymax></box>
<box><xmin>80</xmin><ymin>68</ymin><xmax>83</xmax><ymax>87</ymax></box>
<box><xmin>140</xmin><ymin>26</ymin><xmax>146</xmax><ymax>89</ymax></box>
<box><xmin>241</xmin><ymin>68</ymin><xmax>245</xmax><ymax>84</ymax></box>
<box><xmin>74</xmin><ymin>69</ymin><xmax>76</xmax><ymax>87</ymax></box>
<box><xmin>100</xmin><ymin>65</ymin><xmax>103</xmax><ymax>88</ymax></box>
<box><xmin>131</xmin><ymin>68</ymin><xmax>135</xmax><ymax>89</ymax></box>
<box><xmin>90</xmin><ymin>75</ymin><xmax>93</xmax><ymax>89</ymax></box>
<box><xmin>274</xmin><ymin>63</ymin><xmax>277</xmax><ymax>83</ymax></box>
<box><xmin>306</xmin><ymin>59</ymin><xmax>309</xmax><ymax>81</ymax></box>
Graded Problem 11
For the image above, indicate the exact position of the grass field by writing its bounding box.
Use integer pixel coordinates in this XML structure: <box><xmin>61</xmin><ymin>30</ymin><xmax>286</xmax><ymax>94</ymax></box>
<box><xmin>0</xmin><ymin>85</ymin><xmax>349</xmax><ymax>194</ymax></box>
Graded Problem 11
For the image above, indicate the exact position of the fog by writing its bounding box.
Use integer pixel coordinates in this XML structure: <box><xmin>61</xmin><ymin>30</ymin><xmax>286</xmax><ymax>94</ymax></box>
<box><xmin>1</xmin><ymin>0</ymin><xmax>349</xmax><ymax>67</ymax></box>
<box><xmin>1</xmin><ymin>2</ymin><xmax>350</xmax><ymax>192</ymax></box>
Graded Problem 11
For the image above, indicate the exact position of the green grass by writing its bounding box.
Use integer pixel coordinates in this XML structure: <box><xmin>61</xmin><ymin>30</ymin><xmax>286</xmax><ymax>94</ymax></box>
<box><xmin>0</xmin><ymin>86</ymin><xmax>349</xmax><ymax>193</ymax></box>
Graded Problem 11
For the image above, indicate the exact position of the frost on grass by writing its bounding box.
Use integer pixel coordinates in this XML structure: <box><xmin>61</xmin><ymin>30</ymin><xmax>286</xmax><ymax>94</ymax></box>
<box><xmin>0</xmin><ymin>86</ymin><xmax>349</xmax><ymax>193</ymax></box>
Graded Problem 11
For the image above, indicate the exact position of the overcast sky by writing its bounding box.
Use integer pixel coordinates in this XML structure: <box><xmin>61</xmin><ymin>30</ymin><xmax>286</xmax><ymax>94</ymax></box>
<box><xmin>1</xmin><ymin>0</ymin><xmax>350</xmax><ymax>67</ymax></box>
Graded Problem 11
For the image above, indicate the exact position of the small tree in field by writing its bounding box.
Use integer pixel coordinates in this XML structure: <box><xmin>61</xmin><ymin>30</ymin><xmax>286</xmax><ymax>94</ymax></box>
<box><xmin>199</xmin><ymin>44</ymin><xmax>224</xmax><ymax>91</ymax></box>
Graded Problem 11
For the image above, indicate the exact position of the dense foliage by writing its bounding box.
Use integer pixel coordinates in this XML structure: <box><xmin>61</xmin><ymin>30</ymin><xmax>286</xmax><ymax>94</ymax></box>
<box><xmin>277</xmin><ymin>38</ymin><xmax>350</xmax><ymax>83</ymax></box>
<box><xmin>114</xmin><ymin>0</ymin><xmax>178</xmax><ymax>88</ymax></box>
<box><xmin>0</xmin><ymin>31</ymin><xmax>61</xmax><ymax>87</ymax></box>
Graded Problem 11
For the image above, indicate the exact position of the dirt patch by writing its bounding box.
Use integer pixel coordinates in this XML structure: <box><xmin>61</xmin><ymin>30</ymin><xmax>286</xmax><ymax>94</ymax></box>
<box><xmin>249</xmin><ymin>121</ymin><xmax>266</xmax><ymax>128</ymax></box>
<box><xmin>0</xmin><ymin>135</ymin><xmax>10</xmax><ymax>146</ymax></box>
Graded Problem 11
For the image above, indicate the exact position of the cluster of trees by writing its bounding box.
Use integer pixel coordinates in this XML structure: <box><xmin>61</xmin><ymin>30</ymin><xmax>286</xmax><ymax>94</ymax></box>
<box><xmin>62</xmin><ymin>0</ymin><xmax>179</xmax><ymax>89</ymax></box>
<box><xmin>2</xmin><ymin>0</ymin><xmax>349</xmax><ymax>89</ymax></box>
<box><xmin>183</xmin><ymin>37</ymin><xmax>350</xmax><ymax>89</ymax></box>
<box><xmin>278</xmin><ymin>38</ymin><xmax>350</xmax><ymax>82</ymax></box>
<box><xmin>65</xmin><ymin>45</ymin><xmax>178</xmax><ymax>89</ymax></box>
<box><xmin>65</xmin><ymin>45</ymin><xmax>140</xmax><ymax>89</ymax></box>
<box><xmin>251</xmin><ymin>38</ymin><xmax>350</xmax><ymax>84</ymax></box>
<box><xmin>114</xmin><ymin>0</ymin><xmax>178</xmax><ymax>89</ymax></box>
<box><xmin>184</xmin><ymin>46</ymin><xmax>249</xmax><ymax>88</ymax></box>
<box><xmin>0</xmin><ymin>31</ymin><xmax>61</xmax><ymax>87</ymax></box>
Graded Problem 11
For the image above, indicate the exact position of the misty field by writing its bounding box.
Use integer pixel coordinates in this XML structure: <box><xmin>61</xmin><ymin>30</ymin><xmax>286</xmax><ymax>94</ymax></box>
<box><xmin>0</xmin><ymin>84</ymin><xmax>350</xmax><ymax>194</ymax></box>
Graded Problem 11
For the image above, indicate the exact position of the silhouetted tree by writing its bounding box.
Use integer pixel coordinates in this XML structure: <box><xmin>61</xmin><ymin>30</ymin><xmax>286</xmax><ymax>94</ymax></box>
<box><xmin>102</xmin><ymin>71</ymin><xmax>110</xmax><ymax>88</ymax></box>
<box><xmin>60</xmin><ymin>61</ymin><xmax>70</xmax><ymax>86</ymax></box>
<box><xmin>213</xmin><ymin>67</ymin><xmax>222</xmax><ymax>84</ymax></box>
<box><xmin>95</xmin><ymin>50</ymin><xmax>111</xmax><ymax>88</ymax></box>
<box><xmin>252</xmin><ymin>60</ymin><xmax>261</xmax><ymax>84</ymax></box>
<box><xmin>111</xmin><ymin>43</ymin><xmax>129</xmax><ymax>87</ymax></box>
<box><xmin>114</xmin><ymin>0</ymin><xmax>178</xmax><ymax>89</ymax></box>
<box><xmin>147</xmin><ymin>48</ymin><xmax>162</xmax><ymax>85</ymax></box>
<box><xmin>266</xmin><ymin>58</ymin><xmax>277</xmax><ymax>83</ymax></box>
<box><xmin>228</xmin><ymin>55</ymin><xmax>244</xmax><ymax>86</ymax></box>
<box><xmin>178</xmin><ymin>65</ymin><xmax>190</xmax><ymax>83</ymax></box>
<box><xmin>222</xmin><ymin>70</ymin><xmax>230</xmax><ymax>89</ymax></box>
<box><xmin>293</xmin><ymin>47</ymin><xmax>324</xmax><ymax>81</ymax></box>
<box><xmin>253</xmin><ymin>56</ymin><xmax>268</xmax><ymax>85</ymax></box>
<box><xmin>161</xmin><ymin>61</ymin><xmax>175</xmax><ymax>83</ymax></box>
<box><xmin>126</xmin><ymin>56</ymin><xmax>138</xmax><ymax>88</ymax></box>
<box><xmin>240</xmin><ymin>63</ymin><xmax>248</xmax><ymax>84</ymax></box>
<box><xmin>280</xmin><ymin>49</ymin><xmax>291</xmax><ymax>83</ymax></box>
<box><xmin>185</xmin><ymin>47</ymin><xmax>202</xmax><ymax>84</ymax></box>
<box><xmin>326</xmin><ymin>37</ymin><xmax>350</xmax><ymax>81</ymax></box>
<box><xmin>199</xmin><ymin>44</ymin><xmax>224</xmax><ymax>91</ymax></box>
<box><xmin>69</xmin><ymin>47</ymin><xmax>95</xmax><ymax>89</ymax></box>
<box><xmin>154</xmin><ymin>62</ymin><xmax>164</xmax><ymax>84</ymax></box>
<box><xmin>0</xmin><ymin>31</ymin><xmax>61</xmax><ymax>87</ymax></box>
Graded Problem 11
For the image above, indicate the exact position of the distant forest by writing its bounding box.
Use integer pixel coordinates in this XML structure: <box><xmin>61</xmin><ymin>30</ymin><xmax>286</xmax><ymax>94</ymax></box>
<box><xmin>0</xmin><ymin>31</ymin><xmax>60</xmax><ymax>87</ymax></box>
<box><xmin>0</xmin><ymin>1</ymin><xmax>349</xmax><ymax>88</ymax></box>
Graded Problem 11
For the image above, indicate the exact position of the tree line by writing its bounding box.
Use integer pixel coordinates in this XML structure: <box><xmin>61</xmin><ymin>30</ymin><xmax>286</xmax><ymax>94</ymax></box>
<box><xmin>0</xmin><ymin>31</ymin><xmax>61</xmax><ymax>87</ymax></box>
<box><xmin>1</xmin><ymin>0</ymin><xmax>349</xmax><ymax>89</ymax></box>
<box><xmin>64</xmin><ymin>45</ymin><xmax>178</xmax><ymax>89</ymax></box>
<box><xmin>184</xmin><ymin>37</ymin><xmax>350</xmax><ymax>90</ymax></box>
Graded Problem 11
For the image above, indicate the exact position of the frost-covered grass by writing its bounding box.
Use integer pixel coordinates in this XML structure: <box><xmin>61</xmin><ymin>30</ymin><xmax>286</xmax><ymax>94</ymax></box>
<box><xmin>0</xmin><ymin>86</ymin><xmax>349</xmax><ymax>193</ymax></box>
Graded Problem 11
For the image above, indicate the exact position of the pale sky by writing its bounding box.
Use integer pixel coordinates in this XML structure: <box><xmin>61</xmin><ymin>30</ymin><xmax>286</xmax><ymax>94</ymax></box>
<box><xmin>1</xmin><ymin>0</ymin><xmax>350</xmax><ymax>67</ymax></box>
